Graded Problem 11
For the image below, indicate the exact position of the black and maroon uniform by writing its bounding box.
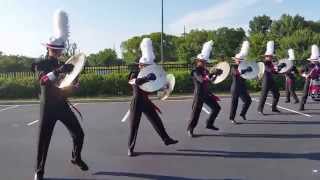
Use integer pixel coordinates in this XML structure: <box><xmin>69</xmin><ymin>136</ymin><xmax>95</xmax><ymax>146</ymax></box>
<box><xmin>128</xmin><ymin>70</ymin><xmax>176</xmax><ymax>152</ymax></box>
<box><xmin>230</xmin><ymin>64</ymin><xmax>252</xmax><ymax>120</ymax></box>
<box><xmin>284</xmin><ymin>65</ymin><xmax>299</xmax><ymax>103</ymax></box>
<box><xmin>187</xmin><ymin>67</ymin><xmax>221</xmax><ymax>131</ymax></box>
<box><xmin>300</xmin><ymin>63</ymin><xmax>319</xmax><ymax>110</ymax></box>
<box><xmin>257</xmin><ymin>61</ymin><xmax>280</xmax><ymax>113</ymax></box>
<box><xmin>34</xmin><ymin>57</ymin><xmax>85</xmax><ymax>176</ymax></box>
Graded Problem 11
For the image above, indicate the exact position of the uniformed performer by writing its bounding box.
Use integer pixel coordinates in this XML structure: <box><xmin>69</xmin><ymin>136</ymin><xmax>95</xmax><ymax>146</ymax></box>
<box><xmin>257</xmin><ymin>41</ymin><xmax>281</xmax><ymax>115</ymax></box>
<box><xmin>33</xmin><ymin>10</ymin><xmax>88</xmax><ymax>180</ymax></box>
<box><xmin>299</xmin><ymin>45</ymin><xmax>320</xmax><ymax>111</ymax></box>
<box><xmin>284</xmin><ymin>49</ymin><xmax>299</xmax><ymax>104</ymax></box>
<box><xmin>230</xmin><ymin>41</ymin><xmax>252</xmax><ymax>124</ymax></box>
<box><xmin>127</xmin><ymin>38</ymin><xmax>178</xmax><ymax>157</ymax></box>
<box><xmin>187</xmin><ymin>41</ymin><xmax>222</xmax><ymax>137</ymax></box>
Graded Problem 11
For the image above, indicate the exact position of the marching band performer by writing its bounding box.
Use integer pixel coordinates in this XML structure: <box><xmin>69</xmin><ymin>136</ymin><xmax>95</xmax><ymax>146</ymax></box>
<box><xmin>187</xmin><ymin>41</ymin><xmax>222</xmax><ymax>137</ymax></box>
<box><xmin>230</xmin><ymin>41</ymin><xmax>252</xmax><ymax>124</ymax></box>
<box><xmin>284</xmin><ymin>49</ymin><xmax>299</xmax><ymax>104</ymax></box>
<box><xmin>257</xmin><ymin>41</ymin><xmax>281</xmax><ymax>115</ymax></box>
<box><xmin>299</xmin><ymin>45</ymin><xmax>320</xmax><ymax>111</ymax></box>
<box><xmin>33</xmin><ymin>10</ymin><xmax>88</xmax><ymax>180</ymax></box>
<box><xmin>127</xmin><ymin>38</ymin><xmax>178</xmax><ymax>157</ymax></box>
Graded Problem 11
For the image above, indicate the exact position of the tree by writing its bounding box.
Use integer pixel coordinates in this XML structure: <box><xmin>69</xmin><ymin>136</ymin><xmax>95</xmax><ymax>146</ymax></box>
<box><xmin>249</xmin><ymin>15</ymin><xmax>272</xmax><ymax>34</ymax></box>
<box><xmin>121</xmin><ymin>33</ymin><xmax>179</xmax><ymax>63</ymax></box>
<box><xmin>213</xmin><ymin>27</ymin><xmax>246</xmax><ymax>59</ymax></box>
<box><xmin>86</xmin><ymin>48</ymin><xmax>118</xmax><ymax>66</ymax></box>
<box><xmin>270</xmin><ymin>14</ymin><xmax>306</xmax><ymax>37</ymax></box>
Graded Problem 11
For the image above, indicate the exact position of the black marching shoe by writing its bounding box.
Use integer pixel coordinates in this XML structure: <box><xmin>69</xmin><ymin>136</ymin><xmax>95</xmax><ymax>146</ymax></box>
<box><xmin>34</xmin><ymin>173</ymin><xmax>43</xmax><ymax>180</ymax></box>
<box><xmin>258</xmin><ymin>110</ymin><xmax>265</xmax><ymax>115</ymax></box>
<box><xmin>294</xmin><ymin>100</ymin><xmax>299</xmax><ymax>104</ymax></box>
<box><xmin>240</xmin><ymin>114</ymin><xmax>247</xmax><ymax>120</ymax></box>
<box><xmin>230</xmin><ymin>119</ymin><xmax>239</xmax><ymax>124</ymax></box>
<box><xmin>285</xmin><ymin>100</ymin><xmax>290</xmax><ymax>103</ymax></box>
<box><xmin>187</xmin><ymin>129</ymin><xmax>194</xmax><ymax>138</ymax></box>
<box><xmin>206</xmin><ymin>125</ymin><xmax>219</xmax><ymax>131</ymax></box>
<box><xmin>128</xmin><ymin>149</ymin><xmax>137</xmax><ymax>157</ymax></box>
<box><xmin>272</xmin><ymin>108</ymin><xmax>281</xmax><ymax>113</ymax></box>
<box><xmin>164</xmin><ymin>138</ymin><xmax>179</xmax><ymax>146</ymax></box>
<box><xmin>71</xmin><ymin>158</ymin><xmax>89</xmax><ymax>171</ymax></box>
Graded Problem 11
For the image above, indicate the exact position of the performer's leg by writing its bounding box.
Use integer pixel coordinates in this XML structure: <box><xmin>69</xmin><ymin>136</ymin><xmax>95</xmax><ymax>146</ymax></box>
<box><xmin>258</xmin><ymin>83</ymin><xmax>269</xmax><ymax>113</ymax></box>
<box><xmin>204</xmin><ymin>97</ymin><xmax>221</xmax><ymax>129</ymax></box>
<box><xmin>299</xmin><ymin>80</ymin><xmax>309</xmax><ymax>110</ymax></box>
<box><xmin>285</xmin><ymin>80</ymin><xmax>290</xmax><ymax>103</ymax></box>
<box><xmin>187</xmin><ymin>98</ymin><xmax>203</xmax><ymax>132</ymax></box>
<box><xmin>35</xmin><ymin>116</ymin><xmax>56</xmax><ymax>176</ymax></box>
<box><xmin>290</xmin><ymin>80</ymin><xmax>299</xmax><ymax>103</ymax></box>
<box><xmin>128</xmin><ymin>107</ymin><xmax>142</xmax><ymax>154</ymax></box>
<box><xmin>229</xmin><ymin>92</ymin><xmax>239</xmax><ymax>121</ymax></box>
<box><xmin>143</xmin><ymin>104</ymin><xmax>177</xmax><ymax>145</ymax></box>
<box><xmin>59</xmin><ymin>105</ymin><xmax>88</xmax><ymax>171</ymax></box>
<box><xmin>270</xmin><ymin>84</ymin><xmax>280</xmax><ymax>111</ymax></box>
<box><xmin>239</xmin><ymin>91</ymin><xmax>252</xmax><ymax>120</ymax></box>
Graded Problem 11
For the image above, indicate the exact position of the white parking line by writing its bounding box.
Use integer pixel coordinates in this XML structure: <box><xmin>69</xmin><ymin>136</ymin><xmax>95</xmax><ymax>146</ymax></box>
<box><xmin>27</xmin><ymin>120</ymin><xmax>39</xmax><ymax>126</ymax></box>
<box><xmin>0</xmin><ymin>105</ymin><xmax>20</xmax><ymax>112</ymax></box>
<box><xmin>252</xmin><ymin>98</ymin><xmax>312</xmax><ymax>118</ymax></box>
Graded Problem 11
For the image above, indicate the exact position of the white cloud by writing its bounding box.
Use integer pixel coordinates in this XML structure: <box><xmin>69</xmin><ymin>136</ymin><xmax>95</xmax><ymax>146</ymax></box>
<box><xmin>168</xmin><ymin>0</ymin><xmax>285</xmax><ymax>34</ymax></box>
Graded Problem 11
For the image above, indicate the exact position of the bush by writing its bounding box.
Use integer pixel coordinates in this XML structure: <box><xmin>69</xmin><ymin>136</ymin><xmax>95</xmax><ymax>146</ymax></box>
<box><xmin>0</xmin><ymin>71</ymin><xmax>307</xmax><ymax>99</ymax></box>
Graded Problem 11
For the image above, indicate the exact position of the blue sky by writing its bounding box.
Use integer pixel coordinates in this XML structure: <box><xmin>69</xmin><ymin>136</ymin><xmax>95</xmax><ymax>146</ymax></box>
<box><xmin>0</xmin><ymin>0</ymin><xmax>319</xmax><ymax>57</ymax></box>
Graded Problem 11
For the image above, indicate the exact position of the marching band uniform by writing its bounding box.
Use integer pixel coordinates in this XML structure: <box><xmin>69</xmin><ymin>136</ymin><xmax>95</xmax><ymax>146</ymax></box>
<box><xmin>33</xmin><ymin>10</ymin><xmax>88</xmax><ymax>180</ymax></box>
<box><xmin>127</xmin><ymin>38</ymin><xmax>178</xmax><ymax>157</ymax></box>
<box><xmin>299</xmin><ymin>45</ymin><xmax>320</xmax><ymax>111</ymax></box>
<box><xmin>230</xmin><ymin>41</ymin><xmax>252</xmax><ymax>123</ymax></box>
<box><xmin>284</xmin><ymin>49</ymin><xmax>299</xmax><ymax>103</ymax></box>
<box><xmin>257</xmin><ymin>41</ymin><xmax>280</xmax><ymax>114</ymax></box>
<box><xmin>187</xmin><ymin>41</ymin><xmax>221</xmax><ymax>137</ymax></box>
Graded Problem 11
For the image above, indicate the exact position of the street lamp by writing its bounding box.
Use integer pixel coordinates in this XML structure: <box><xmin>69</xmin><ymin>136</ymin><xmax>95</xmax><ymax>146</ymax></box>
<box><xmin>161</xmin><ymin>0</ymin><xmax>164</xmax><ymax>63</ymax></box>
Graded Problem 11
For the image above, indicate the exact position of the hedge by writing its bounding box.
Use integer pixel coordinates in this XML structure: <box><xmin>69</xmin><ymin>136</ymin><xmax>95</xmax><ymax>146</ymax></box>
<box><xmin>0</xmin><ymin>71</ymin><xmax>306</xmax><ymax>99</ymax></box>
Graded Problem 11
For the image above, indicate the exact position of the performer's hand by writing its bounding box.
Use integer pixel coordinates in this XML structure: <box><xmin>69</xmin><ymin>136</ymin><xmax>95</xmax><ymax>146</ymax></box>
<box><xmin>215</xmin><ymin>69</ymin><xmax>223</xmax><ymax>76</ymax></box>
<box><xmin>277</xmin><ymin>63</ymin><xmax>286</xmax><ymax>70</ymax></box>
<box><xmin>246</xmin><ymin>66</ymin><xmax>253</xmax><ymax>73</ymax></box>
<box><xmin>73</xmin><ymin>82</ymin><xmax>80</xmax><ymax>90</ymax></box>
<box><xmin>146</xmin><ymin>73</ymin><xmax>156</xmax><ymax>81</ymax></box>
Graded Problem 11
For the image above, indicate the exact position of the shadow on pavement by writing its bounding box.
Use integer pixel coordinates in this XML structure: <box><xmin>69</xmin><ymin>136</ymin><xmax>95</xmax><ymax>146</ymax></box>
<box><xmin>93</xmin><ymin>171</ymin><xmax>243</xmax><ymax>180</ymax></box>
<box><xmin>193</xmin><ymin>132</ymin><xmax>320</xmax><ymax>139</ymax></box>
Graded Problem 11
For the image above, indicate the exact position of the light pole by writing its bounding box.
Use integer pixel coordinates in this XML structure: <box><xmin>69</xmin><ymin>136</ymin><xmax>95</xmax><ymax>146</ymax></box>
<box><xmin>161</xmin><ymin>0</ymin><xmax>164</xmax><ymax>63</ymax></box>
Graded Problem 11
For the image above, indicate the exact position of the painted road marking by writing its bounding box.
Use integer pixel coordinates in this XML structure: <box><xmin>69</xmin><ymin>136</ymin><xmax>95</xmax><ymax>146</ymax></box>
<box><xmin>252</xmin><ymin>98</ymin><xmax>312</xmax><ymax>118</ymax></box>
<box><xmin>0</xmin><ymin>105</ymin><xmax>20</xmax><ymax>112</ymax></box>
<box><xmin>27</xmin><ymin>120</ymin><xmax>39</xmax><ymax>126</ymax></box>
<box><xmin>202</xmin><ymin>107</ymin><xmax>210</xmax><ymax>114</ymax></box>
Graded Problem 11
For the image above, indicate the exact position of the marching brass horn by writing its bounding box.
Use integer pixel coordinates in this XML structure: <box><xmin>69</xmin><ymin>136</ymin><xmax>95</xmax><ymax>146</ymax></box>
<box><xmin>157</xmin><ymin>74</ymin><xmax>175</xmax><ymax>101</ymax></box>
<box><xmin>59</xmin><ymin>53</ymin><xmax>86</xmax><ymax>89</ymax></box>
<box><xmin>257</xmin><ymin>62</ymin><xmax>265</xmax><ymax>80</ymax></box>
<box><xmin>277</xmin><ymin>59</ymin><xmax>293</xmax><ymax>74</ymax></box>
<box><xmin>238</xmin><ymin>61</ymin><xmax>259</xmax><ymax>80</ymax></box>
<box><xmin>137</xmin><ymin>64</ymin><xmax>167</xmax><ymax>92</ymax></box>
<box><xmin>210</xmin><ymin>61</ymin><xmax>230</xmax><ymax>84</ymax></box>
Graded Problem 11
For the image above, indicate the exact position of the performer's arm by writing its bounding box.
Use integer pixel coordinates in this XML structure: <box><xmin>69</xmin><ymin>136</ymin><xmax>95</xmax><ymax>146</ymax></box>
<box><xmin>192</xmin><ymin>70</ymin><xmax>204</xmax><ymax>83</ymax></box>
<box><xmin>36</xmin><ymin>63</ymin><xmax>74</xmax><ymax>86</ymax></box>
<box><xmin>135</xmin><ymin>73</ymin><xmax>156</xmax><ymax>85</ymax></box>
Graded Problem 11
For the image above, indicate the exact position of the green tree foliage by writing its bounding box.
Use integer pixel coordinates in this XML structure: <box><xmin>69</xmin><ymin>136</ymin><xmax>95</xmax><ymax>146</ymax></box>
<box><xmin>0</xmin><ymin>55</ymin><xmax>34</xmax><ymax>72</ymax></box>
<box><xmin>87</xmin><ymin>48</ymin><xmax>119</xmax><ymax>66</ymax></box>
<box><xmin>249</xmin><ymin>15</ymin><xmax>272</xmax><ymax>34</ymax></box>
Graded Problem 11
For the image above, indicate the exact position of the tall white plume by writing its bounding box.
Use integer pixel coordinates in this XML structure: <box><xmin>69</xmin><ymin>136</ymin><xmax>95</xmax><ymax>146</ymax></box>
<box><xmin>53</xmin><ymin>9</ymin><xmax>70</xmax><ymax>42</ymax></box>
<box><xmin>287</xmin><ymin>49</ymin><xmax>295</xmax><ymax>60</ymax></box>
<box><xmin>308</xmin><ymin>44</ymin><xmax>320</xmax><ymax>60</ymax></box>
<box><xmin>197</xmin><ymin>40</ymin><xmax>213</xmax><ymax>61</ymax></box>
<box><xmin>265</xmin><ymin>41</ymin><xmax>274</xmax><ymax>56</ymax></box>
<box><xmin>139</xmin><ymin>38</ymin><xmax>155</xmax><ymax>64</ymax></box>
